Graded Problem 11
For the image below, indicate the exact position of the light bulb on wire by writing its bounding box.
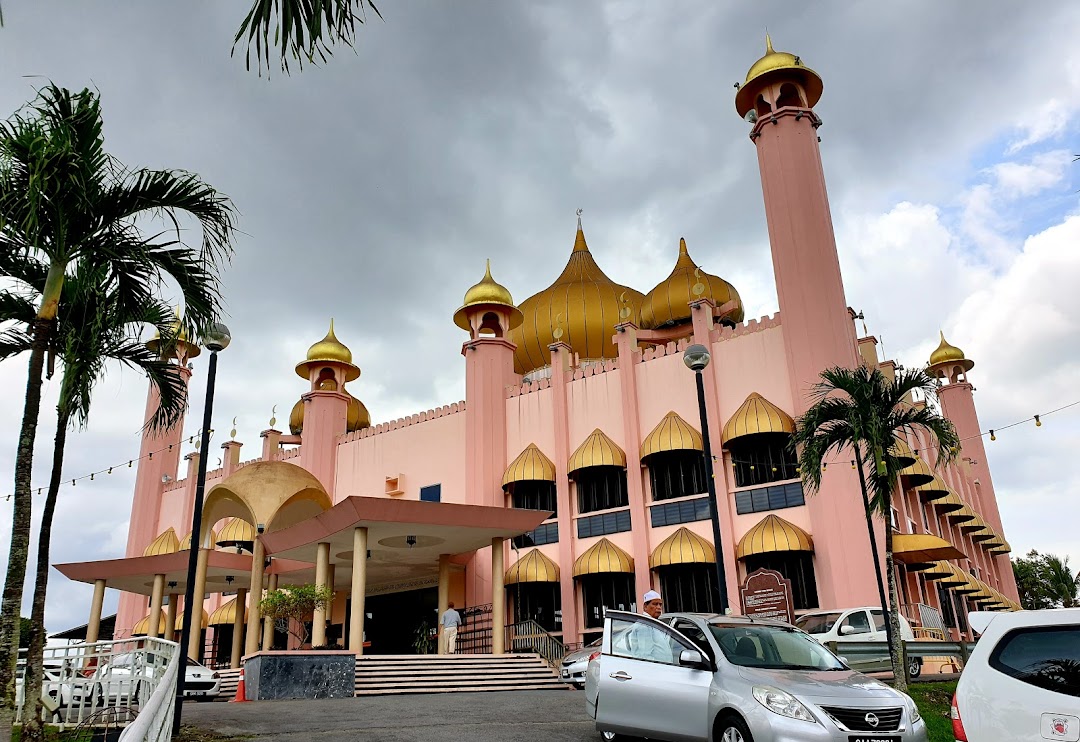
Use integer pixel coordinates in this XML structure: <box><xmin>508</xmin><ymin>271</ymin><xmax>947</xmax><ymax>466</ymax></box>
<box><xmin>1034</xmin><ymin>415</ymin><xmax>1042</xmax><ymax>427</ymax></box>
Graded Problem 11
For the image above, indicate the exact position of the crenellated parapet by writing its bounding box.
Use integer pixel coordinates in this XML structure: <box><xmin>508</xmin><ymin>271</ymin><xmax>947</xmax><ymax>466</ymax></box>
<box><xmin>338</xmin><ymin>401</ymin><xmax>467</xmax><ymax>443</ymax></box>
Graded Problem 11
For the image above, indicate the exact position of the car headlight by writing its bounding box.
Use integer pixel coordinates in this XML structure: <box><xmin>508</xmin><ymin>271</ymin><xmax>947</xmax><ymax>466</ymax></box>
<box><xmin>902</xmin><ymin>694</ymin><xmax>922</xmax><ymax>724</ymax></box>
<box><xmin>752</xmin><ymin>686</ymin><xmax>818</xmax><ymax>723</ymax></box>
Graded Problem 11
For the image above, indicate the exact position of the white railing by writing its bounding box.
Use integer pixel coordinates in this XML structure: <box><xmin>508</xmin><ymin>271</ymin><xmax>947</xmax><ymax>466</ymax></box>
<box><xmin>16</xmin><ymin>636</ymin><xmax>180</xmax><ymax>736</ymax></box>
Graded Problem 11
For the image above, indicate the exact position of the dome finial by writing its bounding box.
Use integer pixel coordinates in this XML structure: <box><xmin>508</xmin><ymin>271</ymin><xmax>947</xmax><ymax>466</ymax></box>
<box><xmin>295</xmin><ymin>319</ymin><xmax>360</xmax><ymax>381</ymax></box>
<box><xmin>573</xmin><ymin>209</ymin><xmax>589</xmax><ymax>253</ymax></box>
<box><xmin>928</xmin><ymin>329</ymin><xmax>974</xmax><ymax>375</ymax></box>
<box><xmin>453</xmin><ymin>259</ymin><xmax>523</xmax><ymax>333</ymax></box>
<box><xmin>765</xmin><ymin>31</ymin><xmax>774</xmax><ymax>54</ymax></box>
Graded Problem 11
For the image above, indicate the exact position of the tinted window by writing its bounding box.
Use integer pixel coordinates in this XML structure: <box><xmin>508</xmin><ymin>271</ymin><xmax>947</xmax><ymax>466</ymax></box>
<box><xmin>675</xmin><ymin>621</ymin><xmax>714</xmax><ymax>660</ymax></box>
<box><xmin>609</xmin><ymin>616</ymin><xmax>687</xmax><ymax>666</ymax></box>
<box><xmin>840</xmin><ymin>611</ymin><xmax>871</xmax><ymax>635</ymax></box>
<box><xmin>795</xmin><ymin>613</ymin><xmax>842</xmax><ymax>635</ymax></box>
<box><xmin>870</xmin><ymin>610</ymin><xmax>887</xmax><ymax>632</ymax></box>
<box><xmin>989</xmin><ymin>625</ymin><xmax>1080</xmax><ymax>698</ymax></box>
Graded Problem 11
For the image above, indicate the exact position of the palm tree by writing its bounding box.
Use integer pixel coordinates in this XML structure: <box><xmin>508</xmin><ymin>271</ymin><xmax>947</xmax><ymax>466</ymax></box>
<box><xmin>791</xmin><ymin>365</ymin><xmax>960</xmax><ymax>692</ymax></box>
<box><xmin>0</xmin><ymin>256</ymin><xmax>189</xmax><ymax>740</ymax></box>
<box><xmin>234</xmin><ymin>0</ymin><xmax>382</xmax><ymax>75</ymax></box>
<box><xmin>1042</xmin><ymin>555</ymin><xmax>1079</xmax><ymax>609</ymax></box>
<box><xmin>0</xmin><ymin>83</ymin><xmax>236</xmax><ymax>739</ymax></box>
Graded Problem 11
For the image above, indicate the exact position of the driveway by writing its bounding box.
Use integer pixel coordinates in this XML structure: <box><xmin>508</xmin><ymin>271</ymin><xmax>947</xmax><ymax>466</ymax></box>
<box><xmin>183</xmin><ymin>689</ymin><xmax>598</xmax><ymax>742</ymax></box>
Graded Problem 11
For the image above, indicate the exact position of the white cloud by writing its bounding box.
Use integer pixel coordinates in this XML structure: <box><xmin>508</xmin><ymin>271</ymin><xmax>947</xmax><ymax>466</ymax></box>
<box><xmin>1007</xmin><ymin>99</ymin><xmax>1078</xmax><ymax>154</ymax></box>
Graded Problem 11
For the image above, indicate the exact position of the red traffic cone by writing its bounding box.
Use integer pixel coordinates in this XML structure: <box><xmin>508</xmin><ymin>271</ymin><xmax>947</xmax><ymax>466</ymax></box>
<box><xmin>229</xmin><ymin>667</ymin><xmax>249</xmax><ymax>703</ymax></box>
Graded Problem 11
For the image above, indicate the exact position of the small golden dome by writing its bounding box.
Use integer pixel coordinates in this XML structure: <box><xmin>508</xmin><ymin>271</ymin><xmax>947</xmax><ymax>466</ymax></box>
<box><xmin>508</xmin><ymin>221</ymin><xmax>644</xmax><ymax>374</ymax></box>
<box><xmin>928</xmin><ymin>331</ymin><xmax>974</xmax><ymax>370</ymax></box>
<box><xmin>295</xmin><ymin>319</ymin><xmax>360</xmax><ymax>382</ymax></box>
<box><xmin>639</xmin><ymin>238</ymin><xmax>744</xmax><ymax>330</ymax></box>
<box><xmin>453</xmin><ymin>260</ymin><xmax>524</xmax><ymax>332</ymax></box>
<box><xmin>146</xmin><ymin>307</ymin><xmax>201</xmax><ymax>360</ymax></box>
<box><xmin>735</xmin><ymin>34</ymin><xmax>823</xmax><ymax>117</ymax></box>
<box><xmin>289</xmin><ymin>390</ymin><xmax>370</xmax><ymax>435</ymax></box>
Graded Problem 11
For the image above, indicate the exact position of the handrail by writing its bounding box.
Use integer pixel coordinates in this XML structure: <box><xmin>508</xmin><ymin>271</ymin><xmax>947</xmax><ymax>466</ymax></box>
<box><xmin>505</xmin><ymin>620</ymin><xmax>565</xmax><ymax>667</ymax></box>
<box><xmin>118</xmin><ymin>638</ymin><xmax>181</xmax><ymax>742</ymax></box>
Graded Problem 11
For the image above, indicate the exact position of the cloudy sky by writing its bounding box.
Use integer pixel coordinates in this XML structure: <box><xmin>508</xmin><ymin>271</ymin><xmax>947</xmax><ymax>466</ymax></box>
<box><xmin>1</xmin><ymin>2</ymin><xmax>1078</xmax><ymax>633</ymax></box>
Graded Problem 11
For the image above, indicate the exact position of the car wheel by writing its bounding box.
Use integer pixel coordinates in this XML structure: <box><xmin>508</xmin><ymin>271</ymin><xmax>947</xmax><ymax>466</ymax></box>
<box><xmin>908</xmin><ymin>656</ymin><xmax>922</xmax><ymax>678</ymax></box>
<box><xmin>599</xmin><ymin>731</ymin><xmax>631</xmax><ymax>741</ymax></box>
<box><xmin>717</xmin><ymin>715</ymin><xmax>754</xmax><ymax>742</ymax></box>
<box><xmin>573</xmin><ymin>682</ymin><xmax>584</xmax><ymax>690</ymax></box>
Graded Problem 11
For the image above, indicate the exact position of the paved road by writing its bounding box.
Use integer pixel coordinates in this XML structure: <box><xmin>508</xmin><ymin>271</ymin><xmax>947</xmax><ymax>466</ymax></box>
<box><xmin>185</xmin><ymin>689</ymin><xmax>599</xmax><ymax>742</ymax></box>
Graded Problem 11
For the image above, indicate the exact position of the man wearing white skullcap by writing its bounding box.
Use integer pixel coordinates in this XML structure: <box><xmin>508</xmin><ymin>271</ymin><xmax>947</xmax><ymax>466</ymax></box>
<box><xmin>627</xmin><ymin>589</ymin><xmax>673</xmax><ymax>662</ymax></box>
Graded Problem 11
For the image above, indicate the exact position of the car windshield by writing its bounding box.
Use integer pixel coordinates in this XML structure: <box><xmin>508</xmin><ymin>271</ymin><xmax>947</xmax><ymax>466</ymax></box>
<box><xmin>794</xmin><ymin>613</ymin><xmax>843</xmax><ymax>635</ymax></box>
<box><xmin>710</xmin><ymin>623</ymin><xmax>846</xmax><ymax>670</ymax></box>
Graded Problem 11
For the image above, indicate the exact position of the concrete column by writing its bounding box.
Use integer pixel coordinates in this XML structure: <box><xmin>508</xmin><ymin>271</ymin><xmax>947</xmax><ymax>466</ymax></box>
<box><xmin>491</xmin><ymin>537</ymin><xmax>505</xmax><ymax>655</ymax></box>
<box><xmin>166</xmin><ymin>591</ymin><xmax>179</xmax><ymax>642</ymax></box>
<box><xmin>188</xmin><ymin>548</ymin><xmax>210</xmax><ymax>660</ymax></box>
<box><xmin>230</xmin><ymin>588</ymin><xmax>247</xmax><ymax>669</ymax></box>
<box><xmin>548</xmin><ymin>342</ymin><xmax>580</xmax><ymax>644</ymax></box>
<box><xmin>262</xmin><ymin>573</ymin><xmax>278</xmax><ymax>650</ymax></box>
<box><xmin>349</xmin><ymin>528</ymin><xmax>368</xmax><ymax>653</ymax></box>
<box><xmin>245</xmin><ymin>538</ymin><xmax>267</xmax><ymax>656</ymax></box>
<box><xmin>86</xmin><ymin>579</ymin><xmax>107</xmax><ymax>644</ymax></box>
<box><xmin>147</xmin><ymin>574</ymin><xmax>166</xmax><ymax>639</ymax></box>
<box><xmin>312</xmin><ymin>542</ymin><xmax>331</xmax><ymax>647</ymax></box>
<box><xmin>437</xmin><ymin>554</ymin><xmax>451</xmax><ymax>655</ymax></box>
<box><xmin>327</xmin><ymin>564</ymin><xmax>337</xmax><ymax>645</ymax></box>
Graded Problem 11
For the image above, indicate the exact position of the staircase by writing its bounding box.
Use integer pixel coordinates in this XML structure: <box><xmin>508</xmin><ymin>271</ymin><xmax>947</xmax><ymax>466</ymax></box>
<box><xmin>354</xmin><ymin>653</ymin><xmax>564</xmax><ymax>696</ymax></box>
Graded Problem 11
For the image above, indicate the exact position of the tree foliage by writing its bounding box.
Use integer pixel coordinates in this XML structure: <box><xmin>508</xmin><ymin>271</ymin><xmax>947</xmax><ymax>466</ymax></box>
<box><xmin>1013</xmin><ymin>550</ymin><xmax>1079</xmax><ymax>609</ymax></box>
<box><xmin>258</xmin><ymin>585</ymin><xmax>334</xmax><ymax>648</ymax></box>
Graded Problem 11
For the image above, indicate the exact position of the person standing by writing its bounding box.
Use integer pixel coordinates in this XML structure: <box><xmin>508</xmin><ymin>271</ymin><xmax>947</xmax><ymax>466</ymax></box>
<box><xmin>627</xmin><ymin>590</ymin><xmax>672</xmax><ymax>662</ymax></box>
<box><xmin>441</xmin><ymin>602</ymin><xmax>463</xmax><ymax>654</ymax></box>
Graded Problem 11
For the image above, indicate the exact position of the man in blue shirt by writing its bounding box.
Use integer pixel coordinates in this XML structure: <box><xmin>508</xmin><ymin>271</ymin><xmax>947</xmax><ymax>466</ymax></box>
<box><xmin>441</xmin><ymin>602</ymin><xmax>463</xmax><ymax>654</ymax></box>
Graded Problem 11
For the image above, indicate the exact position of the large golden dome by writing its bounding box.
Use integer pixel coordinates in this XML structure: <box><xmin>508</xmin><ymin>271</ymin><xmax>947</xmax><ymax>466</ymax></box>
<box><xmin>289</xmin><ymin>391</ymin><xmax>370</xmax><ymax>435</ymax></box>
<box><xmin>735</xmin><ymin>35</ymin><xmax>823</xmax><ymax>117</ymax></box>
<box><xmin>928</xmin><ymin>331</ymin><xmax>974</xmax><ymax>372</ymax></box>
<box><xmin>639</xmin><ymin>238</ymin><xmax>743</xmax><ymax>329</ymax></box>
<box><xmin>508</xmin><ymin>222</ymin><xmax>644</xmax><ymax>375</ymax></box>
<box><xmin>295</xmin><ymin>319</ymin><xmax>360</xmax><ymax>382</ymax></box>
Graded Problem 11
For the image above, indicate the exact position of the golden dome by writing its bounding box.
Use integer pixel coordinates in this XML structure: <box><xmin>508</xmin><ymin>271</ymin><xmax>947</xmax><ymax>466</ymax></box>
<box><xmin>143</xmin><ymin>527</ymin><xmax>180</xmax><ymax>557</ymax></box>
<box><xmin>572</xmin><ymin>537</ymin><xmax>634</xmax><ymax>577</ymax></box>
<box><xmin>721</xmin><ymin>393</ymin><xmax>795</xmax><ymax>446</ymax></box>
<box><xmin>505</xmin><ymin>549</ymin><xmax>560</xmax><ymax>585</ymax></box>
<box><xmin>639</xmin><ymin>238</ymin><xmax>743</xmax><ymax>330</ymax></box>
<box><xmin>735</xmin><ymin>514</ymin><xmax>814</xmax><ymax>559</ymax></box>
<box><xmin>289</xmin><ymin>390</ymin><xmax>370</xmax><ymax>435</ymax></box>
<box><xmin>146</xmin><ymin>308</ymin><xmax>201</xmax><ymax>360</ymax></box>
<box><xmin>928</xmin><ymin>331</ymin><xmax>974</xmax><ymax>372</ymax></box>
<box><xmin>650</xmin><ymin>527</ymin><xmax>715</xmax><ymax>568</ymax></box>
<box><xmin>508</xmin><ymin>221</ymin><xmax>644</xmax><ymax>374</ymax></box>
<box><xmin>295</xmin><ymin>320</ymin><xmax>360</xmax><ymax>382</ymax></box>
<box><xmin>735</xmin><ymin>35</ymin><xmax>823</xmax><ymax>118</ymax></box>
<box><xmin>454</xmin><ymin>260</ymin><xmax>524</xmax><ymax>332</ymax></box>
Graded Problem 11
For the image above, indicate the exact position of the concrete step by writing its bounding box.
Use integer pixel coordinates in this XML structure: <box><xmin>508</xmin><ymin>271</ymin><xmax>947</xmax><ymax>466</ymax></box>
<box><xmin>355</xmin><ymin>653</ymin><xmax>561</xmax><ymax>696</ymax></box>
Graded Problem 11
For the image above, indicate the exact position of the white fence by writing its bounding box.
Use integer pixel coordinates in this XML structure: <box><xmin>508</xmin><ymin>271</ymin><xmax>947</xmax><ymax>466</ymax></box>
<box><xmin>17</xmin><ymin>636</ymin><xmax>180</xmax><ymax>738</ymax></box>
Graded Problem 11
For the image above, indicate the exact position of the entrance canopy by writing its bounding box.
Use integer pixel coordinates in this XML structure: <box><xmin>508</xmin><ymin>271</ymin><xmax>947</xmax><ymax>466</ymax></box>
<box><xmin>260</xmin><ymin>496</ymin><xmax>551</xmax><ymax>592</ymax></box>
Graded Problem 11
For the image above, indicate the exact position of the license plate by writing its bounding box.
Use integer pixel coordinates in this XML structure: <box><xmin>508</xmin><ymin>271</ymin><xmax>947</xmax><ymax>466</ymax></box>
<box><xmin>849</xmin><ymin>737</ymin><xmax>900</xmax><ymax>742</ymax></box>
<box><xmin>189</xmin><ymin>691</ymin><xmax>205</xmax><ymax>697</ymax></box>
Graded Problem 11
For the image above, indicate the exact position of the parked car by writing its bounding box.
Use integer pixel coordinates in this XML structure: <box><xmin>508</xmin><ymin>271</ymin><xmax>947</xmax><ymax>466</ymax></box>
<box><xmin>795</xmin><ymin>606</ymin><xmax>923</xmax><ymax>677</ymax></box>
<box><xmin>560</xmin><ymin>638</ymin><xmax>602</xmax><ymax>688</ymax></box>
<box><xmin>90</xmin><ymin>653</ymin><xmax>220</xmax><ymax>704</ymax></box>
<box><xmin>586</xmin><ymin>610</ymin><xmax>927</xmax><ymax>742</ymax></box>
<box><xmin>951</xmin><ymin>608</ymin><xmax>1080</xmax><ymax>741</ymax></box>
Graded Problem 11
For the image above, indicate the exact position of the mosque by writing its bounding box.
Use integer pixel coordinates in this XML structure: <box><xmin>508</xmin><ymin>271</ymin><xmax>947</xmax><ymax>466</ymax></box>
<box><xmin>56</xmin><ymin>37</ymin><xmax>1020</xmax><ymax>666</ymax></box>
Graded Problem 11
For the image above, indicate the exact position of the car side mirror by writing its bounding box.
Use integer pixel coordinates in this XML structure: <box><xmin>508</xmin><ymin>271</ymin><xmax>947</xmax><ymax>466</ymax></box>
<box><xmin>679</xmin><ymin>649</ymin><xmax>708</xmax><ymax>670</ymax></box>
<box><xmin>839</xmin><ymin>625</ymin><xmax>856</xmax><ymax>635</ymax></box>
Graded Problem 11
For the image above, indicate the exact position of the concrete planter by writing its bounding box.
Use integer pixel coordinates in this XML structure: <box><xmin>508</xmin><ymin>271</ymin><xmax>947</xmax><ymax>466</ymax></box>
<box><xmin>244</xmin><ymin>650</ymin><xmax>357</xmax><ymax>701</ymax></box>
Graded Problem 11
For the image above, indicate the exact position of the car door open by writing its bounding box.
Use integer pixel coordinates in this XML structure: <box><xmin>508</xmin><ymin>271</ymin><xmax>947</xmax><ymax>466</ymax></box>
<box><xmin>596</xmin><ymin>611</ymin><xmax>713</xmax><ymax>742</ymax></box>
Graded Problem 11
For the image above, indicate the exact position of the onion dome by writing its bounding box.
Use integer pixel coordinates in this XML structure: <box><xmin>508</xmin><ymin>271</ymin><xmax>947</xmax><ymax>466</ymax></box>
<box><xmin>295</xmin><ymin>319</ymin><xmax>360</xmax><ymax>382</ymax></box>
<box><xmin>735</xmin><ymin>35</ymin><xmax>823</xmax><ymax>118</ymax></box>
<box><xmin>928</xmin><ymin>331</ymin><xmax>974</xmax><ymax>373</ymax></box>
<box><xmin>639</xmin><ymin>238</ymin><xmax>744</xmax><ymax>330</ymax></box>
<box><xmin>453</xmin><ymin>260</ymin><xmax>524</xmax><ymax>333</ymax></box>
<box><xmin>146</xmin><ymin>307</ymin><xmax>201</xmax><ymax>360</ymax></box>
<box><xmin>289</xmin><ymin>390</ymin><xmax>370</xmax><ymax>435</ymax></box>
<box><xmin>508</xmin><ymin>219</ymin><xmax>644</xmax><ymax>375</ymax></box>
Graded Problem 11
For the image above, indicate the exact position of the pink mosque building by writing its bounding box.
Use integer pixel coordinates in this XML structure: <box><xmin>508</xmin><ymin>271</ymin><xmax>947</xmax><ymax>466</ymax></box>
<box><xmin>57</xmin><ymin>38</ymin><xmax>1020</xmax><ymax>666</ymax></box>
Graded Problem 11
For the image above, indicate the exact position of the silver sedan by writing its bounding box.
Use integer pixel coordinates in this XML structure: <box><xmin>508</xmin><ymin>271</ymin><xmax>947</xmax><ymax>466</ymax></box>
<box><xmin>585</xmin><ymin>610</ymin><xmax>927</xmax><ymax>742</ymax></box>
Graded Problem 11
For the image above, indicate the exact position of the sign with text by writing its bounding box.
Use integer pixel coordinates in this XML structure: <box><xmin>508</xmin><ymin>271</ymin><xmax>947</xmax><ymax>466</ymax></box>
<box><xmin>740</xmin><ymin>568</ymin><xmax>795</xmax><ymax>624</ymax></box>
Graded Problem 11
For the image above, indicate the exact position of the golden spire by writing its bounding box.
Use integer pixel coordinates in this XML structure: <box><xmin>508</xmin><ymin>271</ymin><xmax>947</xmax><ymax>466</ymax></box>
<box><xmin>765</xmin><ymin>32</ymin><xmax>774</xmax><ymax>54</ymax></box>
<box><xmin>453</xmin><ymin>259</ymin><xmax>523</xmax><ymax>332</ymax></box>
<box><xmin>295</xmin><ymin>319</ymin><xmax>360</xmax><ymax>381</ymax></box>
<box><xmin>928</xmin><ymin>331</ymin><xmax>973</xmax><ymax>372</ymax></box>
<box><xmin>573</xmin><ymin>208</ymin><xmax>588</xmax><ymax>253</ymax></box>
<box><xmin>735</xmin><ymin>35</ymin><xmax>823</xmax><ymax>118</ymax></box>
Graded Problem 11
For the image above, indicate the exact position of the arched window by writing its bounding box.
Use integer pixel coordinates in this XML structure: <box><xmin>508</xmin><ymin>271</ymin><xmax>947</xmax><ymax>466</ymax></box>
<box><xmin>729</xmin><ymin>434</ymin><xmax>798</xmax><ymax>488</ymax></box>
<box><xmin>575</xmin><ymin>467</ymin><xmax>628</xmax><ymax>514</ymax></box>
<box><xmin>479</xmin><ymin>311</ymin><xmax>503</xmax><ymax>337</ymax></box>
<box><xmin>755</xmin><ymin>94</ymin><xmax>773</xmax><ymax>117</ymax></box>
<box><xmin>648</xmin><ymin>450</ymin><xmax>707</xmax><ymax>501</ymax></box>
<box><xmin>776</xmin><ymin>82</ymin><xmax>804</xmax><ymax>109</ymax></box>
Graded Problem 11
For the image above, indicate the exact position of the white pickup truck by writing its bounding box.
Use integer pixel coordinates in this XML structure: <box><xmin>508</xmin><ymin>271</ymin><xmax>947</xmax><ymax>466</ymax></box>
<box><xmin>794</xmin><ymin>606</ymin><xmax>923</xmax><ymax>677</ymax></box>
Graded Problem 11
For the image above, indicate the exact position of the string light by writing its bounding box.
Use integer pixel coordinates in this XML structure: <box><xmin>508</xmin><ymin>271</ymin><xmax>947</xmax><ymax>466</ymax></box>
<box><xmin>1034</xmin><ymin>415</ymin><xmax>1041</xmax><ymax>427</ymax></box>
<box><xmin>989</xmin><ymin>430</ymin><xmax>996</xmax><ymax>441</ymax></box>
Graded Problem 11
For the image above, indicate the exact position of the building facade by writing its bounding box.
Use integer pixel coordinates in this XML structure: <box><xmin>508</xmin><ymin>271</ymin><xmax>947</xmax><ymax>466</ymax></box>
<box><xmin>57</xmin><ymin>38</ymin><xmax>1020</xmax><ymax>663</ymax></box>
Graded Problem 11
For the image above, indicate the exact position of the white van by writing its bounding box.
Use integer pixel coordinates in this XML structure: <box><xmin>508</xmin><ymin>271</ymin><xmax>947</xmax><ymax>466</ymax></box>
<box><xmin>794</xmin><ymin>606</ymin><xmax>922</xmax><ymax>677</ymax></box>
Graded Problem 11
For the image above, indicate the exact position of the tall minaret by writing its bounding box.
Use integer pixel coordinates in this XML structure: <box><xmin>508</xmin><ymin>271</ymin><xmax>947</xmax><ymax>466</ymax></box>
<box><xmin>737</xmin><ymin>38</ymin><xmax>876</xmax><ymax>607</ymax></box>
<box><xmin>736</xmin><ymin>35</ymin><xmax>859</xmax><ymax>388</ymax></box>
<box><xmin>927</xmin><ymin>333</ymin><xmax>1020</xmax><ymax>601</ymax></box>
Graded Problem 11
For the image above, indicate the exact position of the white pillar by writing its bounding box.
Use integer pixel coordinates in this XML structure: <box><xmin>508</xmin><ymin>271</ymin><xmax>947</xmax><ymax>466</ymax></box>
<box><xmin>312</xmin><ymin>542</ymin><xmax>331</xmax><ymax>647</ymax></box>
<box><xmin>245</xmin><ymin>538</ymin><xmax>266</xmax><ymax>656</ymax></box>
<box><xmin>230</xmin><ymin>588</ymin><xmax>247</xmax><ymax>669</ymax></box>
<box><xmin>349</xmin><ymin>528</ymin><xmax>368</xmax><ymax>653</ymax></box>
<box><xmin>147</xmin><ymin>574</ymin><xmax>165</xmax><ymax>639</ymax></box>
<box><xmin>492</xmin><ymin>537</ymin><xmax>505</xmax><ymax>655</ymax></box>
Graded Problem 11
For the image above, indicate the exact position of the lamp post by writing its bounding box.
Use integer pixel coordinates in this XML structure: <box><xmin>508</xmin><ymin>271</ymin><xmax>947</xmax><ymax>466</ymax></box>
<box><xmin>683</xmin><ymin>343</ymin><xmax>729</xmax><ymax>614</ymax></box>
<box><xmin>173</xmin><ymin>322</ymin><xmax>230</xmax><ymax>738</ymax></box>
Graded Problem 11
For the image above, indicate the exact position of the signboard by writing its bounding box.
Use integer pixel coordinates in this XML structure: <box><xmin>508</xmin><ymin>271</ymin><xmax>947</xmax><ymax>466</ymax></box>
<box><xmin>740</xmin><ymin>568</ymin><xmax>795</xmax><ymax>624</ymax></box>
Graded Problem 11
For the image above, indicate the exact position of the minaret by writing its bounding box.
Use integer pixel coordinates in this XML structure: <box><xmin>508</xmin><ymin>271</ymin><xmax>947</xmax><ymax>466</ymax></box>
<box><xmin>118</xmin><ymin>315</ymin><xmax>197</xmax><ymax>635</ymax></box>
<box><xmin>454</xmin><ymin>261</ymin><xmax>522</xmax><ymax>605</ymax></box>
<box><xmin>296</xmin><ymin>320</ymin><xmax>358</xmax><ymax>493</ymax></box>
<box><xmin>737</xmin><ymin>38</ymin><xmax>876</xmax><ymax>607</ymax></box>
<box><xmin>927</xmin><ymin>333</ymin><xmax>1020</xmax><ymax>600</ymax></box>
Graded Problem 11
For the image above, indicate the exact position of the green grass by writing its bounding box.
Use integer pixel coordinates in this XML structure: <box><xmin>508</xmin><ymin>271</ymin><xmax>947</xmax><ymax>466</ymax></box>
<box><xmin>907</xmin><ymin>681</ymin><xmax>957</xmax><ymax>742</ymax></box>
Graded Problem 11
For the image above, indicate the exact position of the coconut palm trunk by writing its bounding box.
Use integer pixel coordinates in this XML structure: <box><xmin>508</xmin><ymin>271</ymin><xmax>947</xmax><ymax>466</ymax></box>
<box><xmin>19</xmin><ymin>406</ymin><xmax>69</xmax><ymax>742</ymax></box>
<box><xmin>0</xmin><ymin>319</ymin><xmax>53</xmax><ymax>742</ymax></box>
<box><xmin>852</xmin><ymin>446</ymin><xmax>896</xmax><ymax>656</ymax></box>
<box><xmin>881</xmin><ymin>488</ymin><xmax>908</xmax><ymax>692</ymax></box>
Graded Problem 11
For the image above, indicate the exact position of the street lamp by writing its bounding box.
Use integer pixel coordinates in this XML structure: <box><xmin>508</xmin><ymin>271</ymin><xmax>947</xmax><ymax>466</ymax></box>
<box><xmin>173</xmin><ymin>322</ymin><xmax>230</xmax><ymax>738</ymax></box>
<box><xmin>682</xmin><ymin>343</ymin><xmax>729</xmax><ymax>614</ymax></box>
